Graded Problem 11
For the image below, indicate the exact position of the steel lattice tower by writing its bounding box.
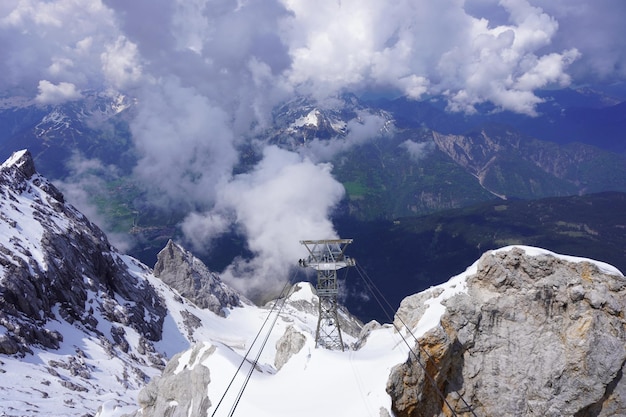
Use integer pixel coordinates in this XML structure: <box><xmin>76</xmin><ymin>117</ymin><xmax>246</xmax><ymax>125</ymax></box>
<box><xmin>299</xmin><ymin>239</ymin><xmax>355</xmax><ymax>351</ymax></box>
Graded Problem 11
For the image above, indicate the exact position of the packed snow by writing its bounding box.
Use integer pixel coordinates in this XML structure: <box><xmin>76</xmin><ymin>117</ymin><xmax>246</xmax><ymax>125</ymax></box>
<box><xmin>292</xmin><ymin>109</ymin><xmax>321</xmax><ymax>128</ymax></box>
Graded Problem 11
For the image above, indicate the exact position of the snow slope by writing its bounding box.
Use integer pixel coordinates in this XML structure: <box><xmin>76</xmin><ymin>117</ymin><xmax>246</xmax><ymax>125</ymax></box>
<box><xmin>0</xmin><ymin>253</ymin><xmax>244</xmax><ymax>416</ymax></box>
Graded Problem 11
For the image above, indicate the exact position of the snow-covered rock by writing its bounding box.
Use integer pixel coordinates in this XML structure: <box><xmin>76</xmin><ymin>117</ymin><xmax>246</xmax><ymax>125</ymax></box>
<box><xmin>0</xmin><ymin>150</ymin><xmax>166</xmax><ymax>355</ymax></box>
<box><xmin>126</xmin><ymin>245</ymin><xmax>625</xmax><ymax>417</ymax></box>
<box><xmin>0</xmin><ymin>150</ymin><xmax>244</xmax><ymax>416</ymax></box>
<box><xmin>122</xmin><ymin>281</ymin><xmax>396</xmax><ymax>417</ymax></box>
<box><xmin>266</xmin><ymin>94</ymin><xmax>393</xmax><ymax>149</ymax></box>
<box><xmin>387</xmin><ymin>246</ymin><xmax>626</xmax><ymax>417</ymax></box>
<box><xmin>96</xmin><ymin>240</ymin><xmax>624</xmax><ymax>417</ymax></box>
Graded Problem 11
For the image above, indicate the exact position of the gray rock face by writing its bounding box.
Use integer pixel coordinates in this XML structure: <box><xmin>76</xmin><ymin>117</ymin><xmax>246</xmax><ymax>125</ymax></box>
<box><xmin>154</xmin><ymin>240</ymin><xmax>242</xmax><ymax>316</ymax></box>
<box><xmin>0</xmin><ymin>150</ymin><xmax>167</xmax><ymax>355</ymax></box>
<box><xmin>132</xmin><ymin>343</ymin><xmax>215</xmax><ymax>417</ymax></box>
<box><xmin>431</xmin><ymin>129</ymin><xmax>626</xmax><ymax>200</ymax></box>
<box><xmin>274</xmin><ymin>325</ymin><xmax>306</xmax><ymax>370</ymax></box>
<box><xmin>387</xmin><ymin>248</ymin><xmax>626</xmax><ymax>417</ymax></box>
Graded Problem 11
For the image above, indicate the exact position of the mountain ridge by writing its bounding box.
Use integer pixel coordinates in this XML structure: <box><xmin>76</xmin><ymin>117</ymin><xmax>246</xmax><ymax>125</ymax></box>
<box><xmin>0</xmin><ymin>150</ymin><xmax>257</xmax><ymax>415</ymax></box>
<box><xmin>0</xmin><ymin>150</ymin><xmax>623</xmax><ymax>416</ymax></box>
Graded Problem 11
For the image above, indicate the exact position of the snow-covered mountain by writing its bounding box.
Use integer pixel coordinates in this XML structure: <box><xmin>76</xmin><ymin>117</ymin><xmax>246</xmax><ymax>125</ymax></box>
<box><xmin>0</xmin><ymin>91</ymin><xmax>136</xmax><ymax>178</ymax></box>
<box><xmin>266</xmin><ymin>94</ymin><xmax>393</xmax><ymax>149</ymax></box>
<box><xmin>0</xmin><ymin>150</ymin><xmax>366</xmax><ymax>416</ymax></box>
<box><xmin>0</xmin><ymin>150</ymin><xmax>248</xmax><ymax>415</ymax></box>
<box><xmin>1</xmin><ymin>150</ymin><xmax>625</xmax><ymax>417</ymax></box>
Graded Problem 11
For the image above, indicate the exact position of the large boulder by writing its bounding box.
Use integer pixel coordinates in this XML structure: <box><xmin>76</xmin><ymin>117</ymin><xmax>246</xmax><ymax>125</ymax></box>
<box><xmin>387</xmin><ymin>247</ymin><xmax>626</xmax><ymax>417</ymax></box>
<box><xmin>133</xmin><ymin>343</ymin><xmax>215</xmax><ymax>417</ymax></box>
<box><xmin>274</xmin><ymin>325</ymin><xmax>307</xmax><ymax>370</ymax></box>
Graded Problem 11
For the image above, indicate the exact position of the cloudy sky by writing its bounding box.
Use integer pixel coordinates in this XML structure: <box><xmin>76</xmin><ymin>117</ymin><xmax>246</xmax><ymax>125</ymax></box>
<box><xmin>2</xmin><ymin>0</ymin><xmax>625</xmax><ymax>296</ymax></box>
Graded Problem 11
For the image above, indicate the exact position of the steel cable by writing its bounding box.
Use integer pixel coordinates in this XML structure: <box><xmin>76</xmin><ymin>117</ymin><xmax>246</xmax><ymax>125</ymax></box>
<box><xmin>210</xmin><ymin>271</ymin><xmax>296</xmax><ymax>417</ymax></box>
<box><xmin>354</xmin><ymin>262</ymin><xmax>478</xmax><ymax>417</ymax></box>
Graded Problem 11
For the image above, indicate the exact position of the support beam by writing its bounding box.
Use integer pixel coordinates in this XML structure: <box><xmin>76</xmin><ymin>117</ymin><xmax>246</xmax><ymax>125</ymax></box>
<box><xmin>299</xmin><ymin>239</ymin><xmax>355</xmax><ymax>351</ymax></box>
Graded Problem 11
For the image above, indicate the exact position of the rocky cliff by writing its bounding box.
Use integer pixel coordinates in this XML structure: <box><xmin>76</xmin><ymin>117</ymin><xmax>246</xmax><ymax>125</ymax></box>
<box><xmin>387</xmin><ymin>246</ymin><xmax>626</xmax><ymax>417</ymax></box>
<box><xmin>0</xmin><ymin>150</ymin><xmax>247</xmax><ymax>416</ymax></box>
<box><xmin>154</xmin><ymin>239</ymin><xmax>243</xmax><ymax>316</ymax></box>
<box><xmin>432</xmin><ymin>128</ymin><xmax>626</xmax><ymax>199</ymax></box>
<box><xmin>0</xmin><ymin>150</ymin><xmax>166</xmax><ymax>355</ymax></box>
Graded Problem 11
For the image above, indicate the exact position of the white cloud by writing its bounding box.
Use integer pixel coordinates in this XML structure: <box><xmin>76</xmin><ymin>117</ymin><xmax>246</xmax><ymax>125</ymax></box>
<box><xmin>515</xmin><ymin>50</ymin><xmax>580</xmax><ymax>91</ymax></box>
<box><xmin>54</xmin><ymin>152</ymin><xmax>135</xmax><ymax>253</ymax></box>
<box><xmin>401</xmin><ymin>140</ymin><xmax>434</xmax><ymax>162</ymax></box>
<box><xmin>2</xmin><ymin>0</ymin><xmax>624</xmax><ymax>110</ymax></box>
<box><xmin>130</xmin><ymin>76</ymin><xmax>238</xmax><ymax>210</ymax></box>
<box><xmin>35</xmin><ymin>80</ymin><xmax>82</xmax><ymax>105</ymax></box>
<box><xmin>532</xmin><ymin>0</ymin><xmax>626</xmax><ymax>82</ymax></box>
<box><xmin>101</xmin><ymin>36</ymin><xmax>143</xmax><ymax>89</ymax></box>
<box><xmin>181</xmin><ymin>211</ymin><xmax>231</xmax><ymax>253</ymax></box>
<box><xmin>278</xmin><ymin>0</ymin><xmax>585</xmax><ymax>114</ymax></box>
<box><xmin>0</xmin><ymin>0</ymin><xmax>119</xmax><ymax>93</ymax></box>
<box><xmin>206</xmin><ymin>146</ymin><xmax>345</xmax><ymax>299</ymax></box>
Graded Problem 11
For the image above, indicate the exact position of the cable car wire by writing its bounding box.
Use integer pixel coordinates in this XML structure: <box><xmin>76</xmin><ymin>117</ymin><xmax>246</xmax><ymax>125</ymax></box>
<box><xmin>354</xmin><ymin>262</ymin><xmax>478</xmax><ymax>417</ymax></box>
<box><xmin>210</xmin><ymin>271</ymin><xmax>296</xmax><ymax>417</ymax></box>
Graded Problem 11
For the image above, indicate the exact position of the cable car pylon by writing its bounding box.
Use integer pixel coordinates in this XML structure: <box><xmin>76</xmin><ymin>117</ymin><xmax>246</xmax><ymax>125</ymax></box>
<box><xmin>299</xmin><ymin>239</ymin><xmax>355</xmax><ymax>351</ymax></box>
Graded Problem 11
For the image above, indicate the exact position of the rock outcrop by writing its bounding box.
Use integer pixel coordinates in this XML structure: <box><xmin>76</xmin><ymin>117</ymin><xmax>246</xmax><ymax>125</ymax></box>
<box><xmin>274</xmin><ymin>325</ymin><xmax>307</xmax><ymax>370</ymax></box>
<box><xmin>154</xmin><ymin>239</ymin><xmax>243</xmax><ymax>316</ymax></box>
<box><xmin>134</xmin><ymin>343</ymin><xmax>215</xmax><ymax>417</ymax></box>
<box><xmin>0</xmin><ymin>150</ymin><xmax>167</xmax><ymax>355</ymax></box>
<box><xmin>387</xmin><ymin>247</ymin><xmax>626</xmax><ymax>417</ymax></box>
<box><xmin>0</xmin><ymin>150</ymin><xmax>256</xmax><ymax>416</ymax></box>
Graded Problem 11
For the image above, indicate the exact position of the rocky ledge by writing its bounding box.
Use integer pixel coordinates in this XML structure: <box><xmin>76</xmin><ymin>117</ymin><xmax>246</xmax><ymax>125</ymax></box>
<box><xmin>388</xmin><ymin>246</ymin><xmax>626</xmax><ymax>417</ymax></box>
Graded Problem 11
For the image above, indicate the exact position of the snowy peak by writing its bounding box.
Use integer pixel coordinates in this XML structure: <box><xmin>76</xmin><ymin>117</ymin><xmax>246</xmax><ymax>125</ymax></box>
<box><xmin>0</xmin><ymin>150</ymin><xmax>167</xmax><ymax>355</ymax></box>
<box><xmin>1</xmin><ymin>149</ymin><xmax>36</xmax><ymax>176</ymax></box>
<box><xmin>267</xmin><ymin>94</ymin><xmax>392</xmax><ymax>148</ymax></box>
<box><xmin>0</xmin><ymin>150</ymin><xmax>249</xmax><ymax>415</ymax></box>
<box><xmin>0</xmin><ymin>149</ymin><xmax>65</xmax><ymax>205</ymax></box>
<box><xmin>33</xmin><ymin>90</ymin><xmax>133</xmax><ymax>140</ymax></box>
<box><xmin>0</xmin><ymin>90</ymin><xmax>136</xmax><ymax>179</ymax></box>
<box><xmin>289</xmin><ymin>108</ymin><xmax>348</xmax><ymax>135</ymax></box>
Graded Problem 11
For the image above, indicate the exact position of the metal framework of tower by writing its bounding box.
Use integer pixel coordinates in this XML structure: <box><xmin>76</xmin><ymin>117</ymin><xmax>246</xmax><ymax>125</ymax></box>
<box><xmin>299</xmin><ymin>239</ymin><xmax>355</xmax><ymax>351</ymax></box>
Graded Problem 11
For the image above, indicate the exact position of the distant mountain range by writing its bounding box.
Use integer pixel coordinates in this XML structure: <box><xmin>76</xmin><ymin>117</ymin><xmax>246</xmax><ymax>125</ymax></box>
<box><xmin>0</xmin><ymin>91</ymin><xmax>136</xmax><ymax>177</ymax></box>
<box><xmin>331</xmin><ymin>123</ymin><xmax>626</xmax><ymax>221</ymax></box>
<box><xmin>371</xmin><ymin>87</ymin><xmax>626</xmax><ymax>154</ymax></box>
<box><xmin>0</xmin><ymin>88</ymin><xmax>624</xmax><ymax>279</ymax></box>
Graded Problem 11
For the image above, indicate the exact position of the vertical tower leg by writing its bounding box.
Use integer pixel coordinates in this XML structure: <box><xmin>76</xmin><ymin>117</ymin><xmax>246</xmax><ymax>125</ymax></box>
<box><xmin>300</xmin><ymin>239</ymin><xmax>355</xmax><ymax>351</ymax></box>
